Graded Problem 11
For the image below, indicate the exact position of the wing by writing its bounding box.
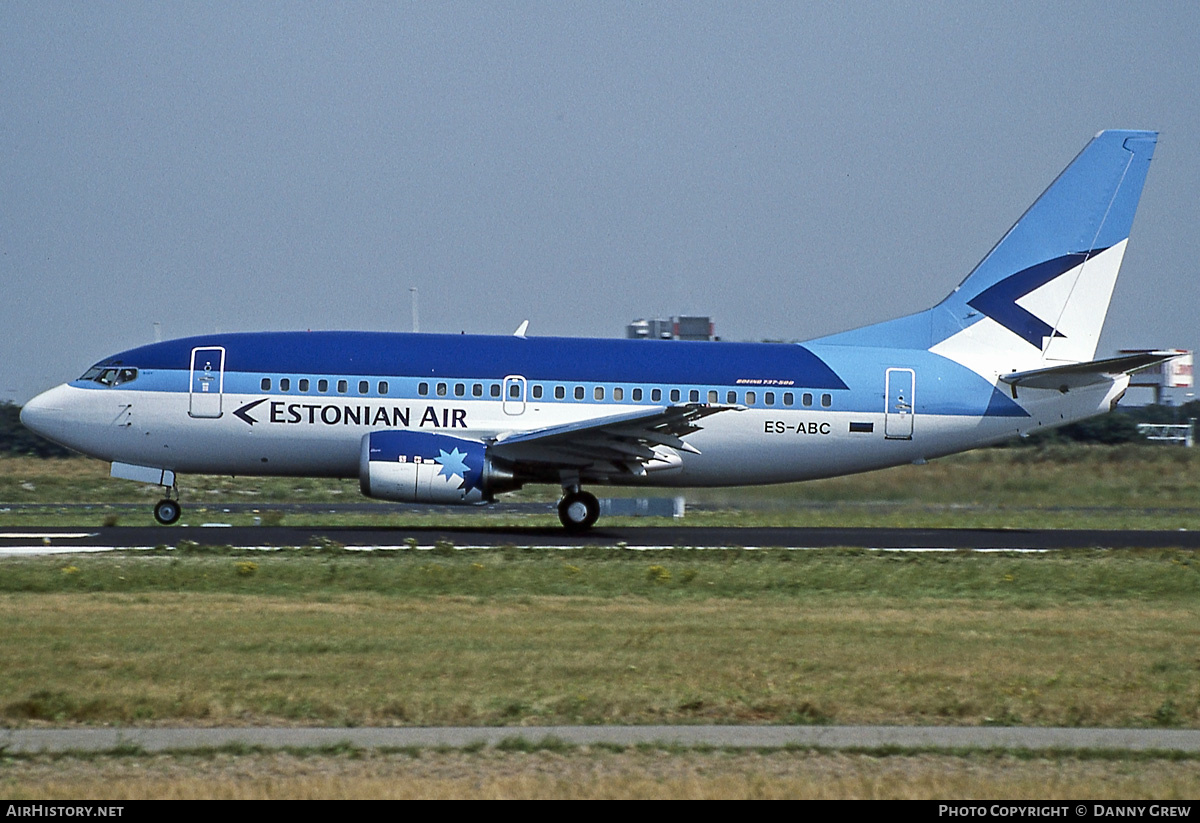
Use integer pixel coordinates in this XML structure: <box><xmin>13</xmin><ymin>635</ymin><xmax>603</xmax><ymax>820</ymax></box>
<box><xmin>489</xmin><ymin>404</ymin><xmax>741</xmax><ymax>481</ymax></box>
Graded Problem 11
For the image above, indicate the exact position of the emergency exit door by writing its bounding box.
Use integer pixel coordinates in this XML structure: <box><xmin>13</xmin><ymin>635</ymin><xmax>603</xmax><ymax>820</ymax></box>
<box><xmin>884</xmin><ymin>368</ymin><xmax>914</xmax><ymax>440</ymax></box>
<box><xmin>189</xmin><ymin>346</ymin><xmax>225</xmax><ymax>418</ymax></box>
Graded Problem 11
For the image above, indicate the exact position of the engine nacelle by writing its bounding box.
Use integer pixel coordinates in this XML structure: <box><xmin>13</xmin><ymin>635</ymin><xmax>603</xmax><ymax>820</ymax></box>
<box><xmin>359</xmin><ymin>431</ymin><xmax>518</xmax><ymax>504</ymax></box>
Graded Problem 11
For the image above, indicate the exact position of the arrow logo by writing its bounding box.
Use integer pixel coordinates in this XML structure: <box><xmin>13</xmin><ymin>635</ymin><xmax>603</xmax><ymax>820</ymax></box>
<box><xmin>234</xmin><ymin>398</ymin><xmax>268</xmax><ymax>426</ymax></box>
<box><xmin>966</xmin><ymin>249</ymin><xmax>1107</xmax><ymax>349</ymax></box>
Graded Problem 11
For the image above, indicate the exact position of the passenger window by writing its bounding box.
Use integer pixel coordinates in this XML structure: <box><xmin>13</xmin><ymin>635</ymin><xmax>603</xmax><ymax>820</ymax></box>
<box><xmin>688</xmin><ymin>390</ymin><xmax>699</xmax><ymax>402</ymax></box>
<box><xmin>746</xmin><ymin>391</ymin><xmax>756</xmax><ymax>405</ymax></box>
<box><xmin>280</xmin><ymin>378</ymin><xmax>290</xmax><ymax>392</ymax></box>
<box><xmin>378</xmin><ymin>381</ymin><xmax>388</xmax><ymax>395</ymax></box>
<box><xmin>803</xmin><ymin>393</ymin><xmax>813</xmax><ymax>407</ymax></box>
<box><xmin>319</xmin><ymin>379</ymin><xmax>329</xmax><ymax>393</ymax></box>
<box><xmin>337</xmin><ymin>380</ymin><xmax>348</xmax><ymax>393</ymax></box>
<box><xmin>651</xmin><ymin>389</ymin><xmax>661</xmax><ymax>402</ymax></box>
<box><xmin>555</xmin><ymin>386</ymin><xmax>565</xmax><ymax>400</ymax></box>
<box><xmin>594</xmin><ymin>387</ymin><xmax>604</xmax><ymax>400</ymax></box>
<box><xmin>358</xmin><ymin>380</ymin><xmax>369</xmax><ymax>394</ymax></box>
<box><xmin>727</xmin><ymin>390</ymin><xmax>736</xmax><ymax>404</ymax></box>
<box><xmin>708</xmin><ymin>390</ymin><xmax>718</xmax><ymax>403</ymax></box>
<box><xmin>299</xmin><ymin>379</ymin><xmax>310</xmax><ymax>392</ymax></box>
<box><xmin>261</xmin><ymin>378</ymin><xmax>271</xmax><ymax>391</ymax></box>
<box><xmin>632</xmin><ymin>388</ymin><xmax>642</xmax><ymax>401</ymax></box>
<box><xmin>822</xmin><ymin>393</ymin><xmax>832</xmax><ymax>407</ymax></box>
<box><xmin>574</xmin><ymin>386</ymin><xmax>584</xmax><ymax>400</ymax></box>
<box><xmin>613</xmin><ymin>387</ymin><xmax>623</xmax><ymax>401</ymax></box>
<box><xmin>509</xmin><ymin>383</ymin><xmax>521</xmax><ymax>398</ymax></box>
<box><xmin>455</xmin><ymin>383</ymin><xmax>465</xmax><ymax>397</ymax></box>
<box><xmin>765</xmin><ymin>392</ymin><xmax>774</xmax><ymax>406</ymax></box>
<box><xmin>418</xmin><ymin>382</ymin><xmax>428</xmax><ymax>396</ymax></box>
<box><xmin>784</xmin><ymin>392</ymin><xmax>793</xmax><ymax>406</ymax></box>
<box><xmin>532</xmin><ymin>385</ymin><xmax>543</xmax><ymax>399</ymax></box>
<box><xmin>491</xmin><ymin>384</ymin><xmax>501</xmax><ymax>398</ymax></box>
<box><xmin>437</xmin><ymin>383</ymin><xmax>447</xmax><ymax>396</ymax></box>
<box><xmin>473</xmin><ymin>384</ymin><xmax>483</xmax><ymax>397</ymax></box>
<box><xmin>670</xmin><ymin>389</ymin><xmax>681</xmax><ymax>402</ymax></box>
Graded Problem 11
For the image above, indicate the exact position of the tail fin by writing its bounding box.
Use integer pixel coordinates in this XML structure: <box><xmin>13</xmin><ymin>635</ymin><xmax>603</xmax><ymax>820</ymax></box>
<box><xmin>933</xmin><ymin>129</ymin><xmax>1156</xmax><ymax>369</ymax></box>
<box><xmin>815</xmin><ymin>130</ymin><xmax>1157</xmax><ymax>371</ymax></box>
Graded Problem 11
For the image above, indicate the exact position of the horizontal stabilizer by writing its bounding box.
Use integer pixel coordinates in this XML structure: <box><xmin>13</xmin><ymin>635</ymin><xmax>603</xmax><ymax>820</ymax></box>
<box><xmin>999</xmin><ymin>351</ymin><xmax>1178</xmax><ymax>394</ymax></box>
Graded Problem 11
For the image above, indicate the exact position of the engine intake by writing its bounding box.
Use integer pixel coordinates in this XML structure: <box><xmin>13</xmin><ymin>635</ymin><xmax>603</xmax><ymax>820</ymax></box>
<box><xmin>359</xmin><ymin>431</ymin><xmax>518</xmax><ymax>504</ymax></box>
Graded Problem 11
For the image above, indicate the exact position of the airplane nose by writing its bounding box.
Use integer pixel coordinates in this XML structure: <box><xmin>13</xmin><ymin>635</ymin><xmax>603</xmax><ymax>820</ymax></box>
<box><xmin>20</xmin><ymin>384</ymin><xmax>73</xmax><ymax>443</ymax></box>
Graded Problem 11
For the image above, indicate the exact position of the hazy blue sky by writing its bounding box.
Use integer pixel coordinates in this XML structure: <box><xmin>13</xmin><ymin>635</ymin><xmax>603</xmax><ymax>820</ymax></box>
<box><xmin>4</xmin><ymin>2</ymin><xmax>1198</xmax><ymax>403</ymax></box>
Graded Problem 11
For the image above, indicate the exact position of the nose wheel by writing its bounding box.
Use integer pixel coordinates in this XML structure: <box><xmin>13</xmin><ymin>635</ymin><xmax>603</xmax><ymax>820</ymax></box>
<box><xmin>154</xmin><ymin>498</ymin><xmax>182</xmax><ymax>525</ymax></box>
<box><xmin>558</xmin><ymin>490</ymin><xmax>599</xmax><ymax>532</ymax></box>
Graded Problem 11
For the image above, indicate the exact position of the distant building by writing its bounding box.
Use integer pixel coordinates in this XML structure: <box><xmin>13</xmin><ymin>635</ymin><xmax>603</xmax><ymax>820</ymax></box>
<box><xmin>626</xmin><ymin>315</ymin><xmax>716</xmax><ymax>341</ymax></box>
<box><xmin>1120</xmin><ymin>349</ymin><xmax>1193</xmax><ymax>405</ymax></box>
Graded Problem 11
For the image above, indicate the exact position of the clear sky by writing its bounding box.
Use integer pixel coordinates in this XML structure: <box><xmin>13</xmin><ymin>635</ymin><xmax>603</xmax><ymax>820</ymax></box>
<box><xmin>4</xmin><ymin>2</ymin><xmax>1198</xmax><ymax>404</ymax></box>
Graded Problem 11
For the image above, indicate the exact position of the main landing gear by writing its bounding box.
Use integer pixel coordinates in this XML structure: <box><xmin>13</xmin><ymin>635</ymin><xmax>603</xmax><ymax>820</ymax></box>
<box><xmin>558</xmin><ymin>488</ymin><xmax>599</xmax><ymax>532</ymax></box>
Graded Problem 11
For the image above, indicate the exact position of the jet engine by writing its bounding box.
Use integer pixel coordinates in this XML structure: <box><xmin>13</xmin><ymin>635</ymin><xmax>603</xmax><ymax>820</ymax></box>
<box><xmin>359</xmin><ymin>430</ymin><xmax>519</xmax><ymax>504</ymax></box>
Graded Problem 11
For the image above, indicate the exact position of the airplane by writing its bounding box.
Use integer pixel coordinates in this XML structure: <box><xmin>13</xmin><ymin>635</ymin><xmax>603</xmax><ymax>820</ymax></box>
<box><xmin>21</xmin><ymin>129</ymin><xmax>1169</xmax><ymax>531</ymax></box>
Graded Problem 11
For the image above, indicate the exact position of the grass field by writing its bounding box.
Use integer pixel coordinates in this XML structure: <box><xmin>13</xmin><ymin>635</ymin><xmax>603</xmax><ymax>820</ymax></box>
<box><xmin>1</xmin><ymin>549</ymin><xmax>1197</xmax><ymax>729</ymax></box>
<box><xmin>2</xmin><ymin>448</ymin><xmax>1199</xmax><ymax>798</ymax></box>
<box><xmin>4</xmin><ymin>445</ymin><xmax>1200</xmax><ymax>529</ymax></box>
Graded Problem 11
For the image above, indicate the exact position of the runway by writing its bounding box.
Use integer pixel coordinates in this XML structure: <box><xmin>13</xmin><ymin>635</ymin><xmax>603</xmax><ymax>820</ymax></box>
<box><xmin>2</xmin><ymin>524</ymin><xmax>1199</xmax><ymax>554</ymax></box>
<box><xmin>3</xmin><ymin>725</ymin><xmax>1199</xmax><ymax>754</ymax></box>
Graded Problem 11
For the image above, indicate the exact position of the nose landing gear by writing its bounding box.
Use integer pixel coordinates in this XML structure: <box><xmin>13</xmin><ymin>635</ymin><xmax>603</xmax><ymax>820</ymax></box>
<box><xmin>153</xmin><ymin>482</ymin><xmax>182</xmax><ymax>525</ymax></box>
<box><xmin>153</xmin><ymin>498</ymin><xmax>181</xmax><ymax>525</ymax></box>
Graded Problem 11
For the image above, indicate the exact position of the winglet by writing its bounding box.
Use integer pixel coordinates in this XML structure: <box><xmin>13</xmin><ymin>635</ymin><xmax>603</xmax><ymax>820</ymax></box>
<box><xmin>513</xmin><ymin>320</ymin><xmax>529</xmax><ymax>338</ymax></box>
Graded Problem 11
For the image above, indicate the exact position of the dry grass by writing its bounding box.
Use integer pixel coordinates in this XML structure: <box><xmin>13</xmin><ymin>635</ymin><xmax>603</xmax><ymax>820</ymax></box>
<box><xmin>4</xmin><ymin>750</ymin><xmax>1199</xmax><ymax>799</ymax></box>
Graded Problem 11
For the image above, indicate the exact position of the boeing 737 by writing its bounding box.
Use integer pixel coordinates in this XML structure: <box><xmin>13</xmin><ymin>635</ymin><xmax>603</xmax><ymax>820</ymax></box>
<box><xmin>22</xmin><ymin>130</ymin><xmax>1167</xmax><ymax>530</ymax></box>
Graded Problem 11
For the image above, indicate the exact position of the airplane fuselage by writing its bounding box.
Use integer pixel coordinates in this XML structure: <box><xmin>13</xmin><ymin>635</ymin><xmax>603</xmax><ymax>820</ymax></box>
<box><xmin>25</xmin><ymin>331</ymin><xmax>1123</xmax><ymax>485</ymax></box>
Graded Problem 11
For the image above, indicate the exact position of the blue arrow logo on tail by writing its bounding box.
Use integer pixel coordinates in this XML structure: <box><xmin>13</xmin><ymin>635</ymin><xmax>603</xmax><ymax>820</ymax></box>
<box><xmin>966</xmin><ymin>249</ymin><xmax>1107</xmax><ymax>349</ymax></box>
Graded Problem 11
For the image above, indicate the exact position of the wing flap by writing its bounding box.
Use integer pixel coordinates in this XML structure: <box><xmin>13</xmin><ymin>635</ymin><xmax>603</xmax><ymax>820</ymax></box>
<box><xmin>490</xmin><ymin>403</ymin><xmax>740</xmax><ymax>478</ymax></box>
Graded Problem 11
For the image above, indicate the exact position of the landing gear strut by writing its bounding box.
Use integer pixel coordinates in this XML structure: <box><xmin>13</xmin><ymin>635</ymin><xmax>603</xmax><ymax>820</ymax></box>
<box><xmin>558</xmin><ymin>489</ymin><xmax>599</xmax><ymax>532</ymax></box>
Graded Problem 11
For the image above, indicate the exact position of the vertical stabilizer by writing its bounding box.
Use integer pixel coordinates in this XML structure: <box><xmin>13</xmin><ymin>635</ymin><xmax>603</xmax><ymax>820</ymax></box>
<box><xmin>929</xmin><ymin>130</ymin><xmax>1156</xmax><ymax>372</ymax></box>
<box><xmin>813</xmin><ymin>131</ymin><xmax>1157</xmax><ymax>373</ymax></box>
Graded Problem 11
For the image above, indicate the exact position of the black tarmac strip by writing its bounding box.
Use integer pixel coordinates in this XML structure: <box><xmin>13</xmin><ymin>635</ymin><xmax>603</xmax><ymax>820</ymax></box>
<box><xmin>2</xmin><ymin>525</ymin><xmax>1200</xmax><ymax>551</ymax></box>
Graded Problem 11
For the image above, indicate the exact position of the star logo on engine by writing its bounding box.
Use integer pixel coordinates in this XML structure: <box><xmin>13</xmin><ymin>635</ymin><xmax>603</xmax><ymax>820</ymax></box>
<box><xmin>434</xmin><ymin>448</ymin><xmax>472</xmax><ymax>489</ymax></box>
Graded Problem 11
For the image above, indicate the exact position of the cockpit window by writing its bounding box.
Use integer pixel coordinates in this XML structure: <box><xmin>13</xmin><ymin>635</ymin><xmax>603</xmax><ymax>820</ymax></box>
<box><xmin>80</xmin><ymin>367</ymin><xmax>138</xmax><ymax>386</ymax></box>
